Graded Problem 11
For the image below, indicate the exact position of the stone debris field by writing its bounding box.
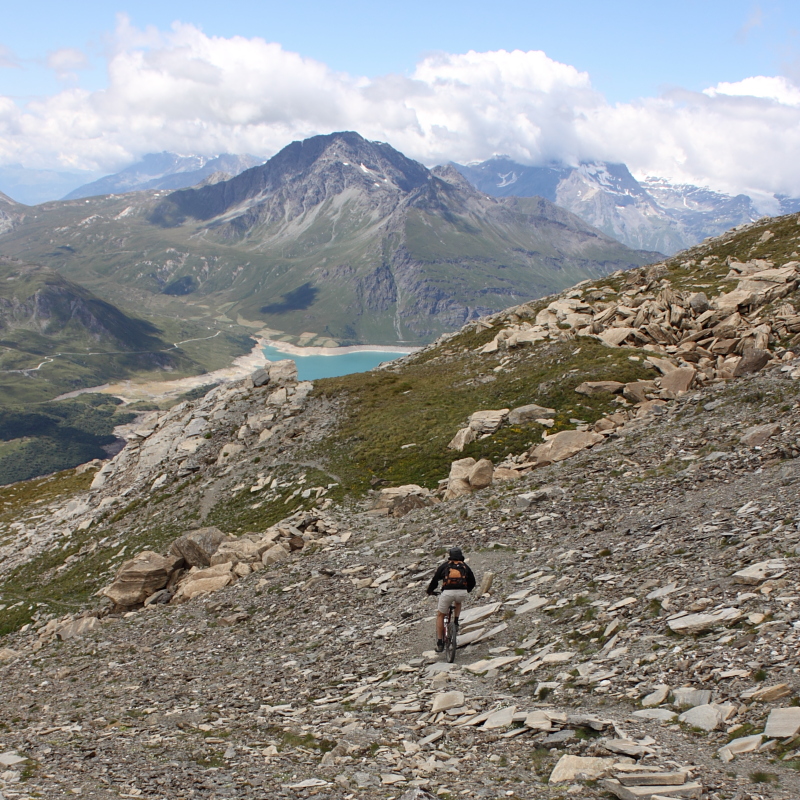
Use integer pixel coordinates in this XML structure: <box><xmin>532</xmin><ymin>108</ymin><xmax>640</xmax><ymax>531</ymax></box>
<box><xmin>2</xmin><ymin>216</ymin><xmax>800</xmax><ymax>799</ymax></box>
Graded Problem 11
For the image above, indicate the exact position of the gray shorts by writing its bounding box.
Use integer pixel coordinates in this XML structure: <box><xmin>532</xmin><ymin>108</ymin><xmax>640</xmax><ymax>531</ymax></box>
<box><xmin>437</xmin><ymin>589</ymin><xmax>468</xmax><ymax>614</ymax></box>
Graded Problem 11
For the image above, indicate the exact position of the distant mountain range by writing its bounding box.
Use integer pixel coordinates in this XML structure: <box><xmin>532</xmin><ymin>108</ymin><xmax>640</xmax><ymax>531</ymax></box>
<box><xmin>3</xmin><ymin>148</ymin><xmax>799</xmax><ymax>259</ymax></box>
<box><xmin>453</xmin><ymin>157</ymin><xmax>800</xmax><ymax>255</ymax></box>
<box><xmin>0</xmin><ymin>132</ymin><xmax>658</xmax><ymax>346</ymax></box>
<box><xmin>63</xmin><ymin>153</ymin><xmax>263</xmax><ymax>200</ymax></box>
<box><xmin>0</xmin><ymin>165</ymin><xmax>102</xmax><ymax>206</ymax></box>
<box><xmin>0</xmin><ymin>153</ymin><xmax>262</xmax><ymax>206</ymax></box>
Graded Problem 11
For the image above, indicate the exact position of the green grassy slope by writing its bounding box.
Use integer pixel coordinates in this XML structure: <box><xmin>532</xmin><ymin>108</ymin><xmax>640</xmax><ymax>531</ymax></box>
<box><xmin>0</xmin><ymin>395</ymin><xmax>135</xmax><ymax>485</ymax></box>
<box><xmin>303</xmin><ymin>210</ymin><xmax>800</xmax><ymax>492</ymax></box>
<box><xmin>0</xmin><ymin>259</ymin><xmax>211</xmax><ymax>402</ymax></box>
<box><xmin>312</xmin><ymin>337</ymin><xmax>654</xmax><ymax>493</ymax></box>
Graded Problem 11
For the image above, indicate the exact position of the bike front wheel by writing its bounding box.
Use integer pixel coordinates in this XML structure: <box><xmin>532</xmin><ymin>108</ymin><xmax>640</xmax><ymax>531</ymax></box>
<box><xmin>445</xmin><ymin>617</ymin><xmax>457</xmax><ymax>663</ymax></box>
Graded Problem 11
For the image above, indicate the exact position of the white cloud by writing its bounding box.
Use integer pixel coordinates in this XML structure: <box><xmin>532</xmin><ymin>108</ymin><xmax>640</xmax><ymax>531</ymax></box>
<box><xmin>3</xmin><ymin>19</ymin><xmax>800</xmax><ymax>197</ymax></box>
<box><xmin>47</xmin><ymin>48</ymin><xmax>90</xmax><ymax>75</ymax></box>
<box><xmin>45</xmin><ymin>48</ymin><xmax>91</xmax><ymax>84</ymax></box>
<box><xmin>704</xmin><ymin>75</ymin><xmax>800</xmax><ymax>105</ymax></box>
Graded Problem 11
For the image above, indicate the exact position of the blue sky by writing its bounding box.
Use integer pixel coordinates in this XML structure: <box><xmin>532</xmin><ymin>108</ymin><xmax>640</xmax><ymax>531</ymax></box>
<box><xmin>3</xmin><ymin>1</ymin><xmax>798</xmax><ymax>103</ymax></box>
<box><xmin>1</xmin><ymin>1</ymin><xmax>800</xmax><ymax>198</ymax></box>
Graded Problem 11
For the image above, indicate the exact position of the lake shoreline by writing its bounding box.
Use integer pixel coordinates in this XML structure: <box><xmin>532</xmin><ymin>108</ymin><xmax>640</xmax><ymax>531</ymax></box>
<box><xmin>262</xmin><ymin>339</ymin><xmax>419</xmax><ymax>357</ymax></box>
<box><xmin>53</xmin><ymin>336</ymin><xmax>420</xmax><ymax>404</ymax></box>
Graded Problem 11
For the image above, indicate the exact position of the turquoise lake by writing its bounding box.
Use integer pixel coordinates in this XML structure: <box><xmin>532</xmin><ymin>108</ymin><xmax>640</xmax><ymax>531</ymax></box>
<box><xmin>261</xmin><ymin>345</ymin><xmax>409</xmax><ymax>381</ymax></box>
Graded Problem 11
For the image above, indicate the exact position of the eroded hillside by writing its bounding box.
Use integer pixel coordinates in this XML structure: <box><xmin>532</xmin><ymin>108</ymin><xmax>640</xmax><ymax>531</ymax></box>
<box><xmin>0</xmin><ymin>213</ymin><xmax>800</xmax><ymax>799</ymax></box>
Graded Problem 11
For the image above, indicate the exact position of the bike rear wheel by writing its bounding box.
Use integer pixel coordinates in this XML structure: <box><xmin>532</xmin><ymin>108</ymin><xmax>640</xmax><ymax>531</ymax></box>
<box><xmin>445</xmin><ymin>615</ymin><xmax>457</xmax><ymax>663</ymax></box>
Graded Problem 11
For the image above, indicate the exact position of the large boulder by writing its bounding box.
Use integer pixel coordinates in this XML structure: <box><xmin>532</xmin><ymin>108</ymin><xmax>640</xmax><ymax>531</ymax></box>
<box><xmin>468</xmin><ymin>409</ymin><xmax>508</xmax><ymax>434</ymax></box>
<box><xmin>689</xmin><ymin>292</ymin><xmax>709</xmax><ymax>313</ymax></box>
<box><xmin>623</xmin><ymin>380</ymin><xmax>657</xmax><ymax>404</ymax></box>
<box><xmin>574</xmin><ymin>381</ymin><xmax>624</xmax><ymax>396</ymax></box>
<box><xmin>668</xmin><ymin>607</ymin><xmax>743</xmax><ymax>634</ymax></box>
<box><xmin>102</xmin><ymin>551</ymin><xmax>184</xmax><ymax>607</ymax></box>
<box><xmin>250</xmin><ymin>368</ymin><xmax>271</xmax><ymax>388</ymax></box>
<box><xmin>733</xmin><ymin>348</ymin><xmax>771</xmax><ymax>376</ymax></box>
<box><xmin>448</xmin><ymin>457</ymin><xmax>476</xmax><ymax>480</ymax></box>
<box><xmin>447</xmin><ymin>427</ymin><xmax>477</xmax><ymax>451</ymax></box>
<box><xmin>493</xmin><ymin>467</ymin><xmax>521</xmax><ymax>480</ymax></box>
<box><xmin>180</xmin><ymin>576</ymin><xmax>232</xmax><ymax>600</ymax></box>
<box><xmin>262</xmin><ymin>543</ymin><xmax>291</xmax><ymax>566</ymax></box>
<box><xmin>468</xmin><ymin>459</ymin><xmax>494</xmax><ymax>489</ymax></box>
<box><xmin>507</xmin><ymin>404</ymin><xmax>555</xmax><ymax>425</ymax></box>
<box><xmin>170</xmin><ymin>527</ymin><xmax>228</xmax><ymax>568</ymax></box>
<box><xmin>598</xmin><ymin>327</ymin><xmax>635</xmax><ymax>346</ymax></box>
<box><xmin>740</xmin><ymin>422</ymin><xmax>781</xmax><ymax>447</ymax></box>
<box><xmin>529</xmin><ymin>430</ymin><xmax>604</xmax><ymax>466</ymax></box>
<box><xmin>732</xmin><ymin>558</ymin><xmax>786</xmax><ymax>585</ymax></box>
<box><xmin>444</xmin><ymin>478</ymin><xmax>472</xmax><ymax>500</ymax></box>
<box><xmin>659</xmin><ymin>367</ymin><xmax>696</xmax><ymax>398</ymax></box>
<box><xmin>174</xmin><ymin>563</ymin><xmax>234</xmax><ymax>601</ymax></box>
<box><xmin>268</xmin><ymin>360</ymin><xmax>298</xmax><ymax>384</ymax></box>
<box><xmin>444</xmin><ymin>458</ymin><xmax>476</xmax><ymax>500</ymax></box>
<box><xmin>210</xmin><ymin>538</ymin><xmax>264</xmax><ymax>566</ymax></box>
<box><xmin>55</xmin><ymin>616</ymin><xmax>102</xmax><ymax>641</ymax></box>
<box><xmin>372</xmin><ymin>485</ymin><xmax>437</xmax><ymax>517</ymax></box>
<box><xmin>549</xmin><ymin>755</ymin><xmax>617</xmax><ymax>783</ymax></box>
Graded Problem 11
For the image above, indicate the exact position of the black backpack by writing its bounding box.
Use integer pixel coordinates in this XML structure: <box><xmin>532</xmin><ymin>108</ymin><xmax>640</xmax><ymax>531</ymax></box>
<box><xmin>442</xmin><ymin>560</ymin><xmax>468</xmax><ymax>590</ymax></box>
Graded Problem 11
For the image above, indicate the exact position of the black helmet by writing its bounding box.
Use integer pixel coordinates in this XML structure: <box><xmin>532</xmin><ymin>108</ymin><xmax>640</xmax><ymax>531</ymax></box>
<box><xmin>448</xmin><ymin>547</ymin><xmax>464</xmax><ymax>561</ymax></box>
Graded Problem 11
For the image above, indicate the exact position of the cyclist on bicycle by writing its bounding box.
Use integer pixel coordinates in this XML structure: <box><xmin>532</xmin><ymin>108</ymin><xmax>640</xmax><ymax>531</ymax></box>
<box><xmin>426</xmin><ymin>547</ymin><xmax>476</xmax><ymax>652</ymax></box>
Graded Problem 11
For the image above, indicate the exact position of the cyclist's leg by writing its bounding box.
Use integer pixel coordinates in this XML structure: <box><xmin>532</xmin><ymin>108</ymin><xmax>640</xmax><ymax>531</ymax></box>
<box><xmin>436</xmin><ymin>612</ymin><xmax>446</xmax><ymax>640</ymax></box>
<box><xmin>452</xmin><ymin>589</ymin><xmax>468</xmax><ymax>623</ymax></box>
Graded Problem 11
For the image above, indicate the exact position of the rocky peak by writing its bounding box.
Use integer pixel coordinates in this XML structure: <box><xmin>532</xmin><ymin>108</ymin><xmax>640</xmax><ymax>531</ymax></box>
<box><xmin>152</xmin><ymin>131</ymin><xmax>431</xmax><ymax>228</ymax></box>
<box><xmin>454</xmin><ymin>157</ymin><xmax>781</xmax><ymax>255</ymax></box>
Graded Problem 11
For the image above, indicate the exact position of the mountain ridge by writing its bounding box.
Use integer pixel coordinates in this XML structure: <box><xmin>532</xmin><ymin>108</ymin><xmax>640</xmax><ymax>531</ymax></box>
<box><xmin>453</xmin><ymin>155</ymin><xmax>798</xmax><ymax>255</ymax></box>
<box><xmin>63</xmin><ymin>152</ymin><xmax>263</xmax><ymax>201</ymax></box>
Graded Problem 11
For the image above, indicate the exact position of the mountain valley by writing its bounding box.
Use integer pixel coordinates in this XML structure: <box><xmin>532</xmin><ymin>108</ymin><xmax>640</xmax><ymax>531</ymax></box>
<box><xmin>0</xmin><ymin>133</ymin><xmax>659</xmax><ymax>349</ymax></box>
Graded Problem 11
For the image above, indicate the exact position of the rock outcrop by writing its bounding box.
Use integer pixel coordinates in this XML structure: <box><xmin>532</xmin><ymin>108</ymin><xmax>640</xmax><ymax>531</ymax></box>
<box><xmin>169</xmin><ymin>527</ymin><xmax>227</xmax><ymax>567</ymax></box>
<box><xmin>101</xmin><ymin>551</ymin><xmax>184</xmax><ymax>607</ymax></box>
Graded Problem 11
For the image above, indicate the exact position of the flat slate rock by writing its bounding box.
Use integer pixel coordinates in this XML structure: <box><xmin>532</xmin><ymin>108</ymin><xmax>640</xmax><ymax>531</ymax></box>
<box><xmin>601</xmin><ymin>778</ymin><xmax>702</xmax><ymax>799</ymax></box>
<box><xmin>764</xmin><ymin>707</ymin><xmax>800</xmax><ymax>738</ymax></box>
<box><xmin>672</xmin><ymin>688</ymin><xmax>710</xmax><ymax>708</ymax></box>
<box><xmin>633</xmin><ymin>709</ymin><xmax>677</xmax><ymax>722</ymax></box>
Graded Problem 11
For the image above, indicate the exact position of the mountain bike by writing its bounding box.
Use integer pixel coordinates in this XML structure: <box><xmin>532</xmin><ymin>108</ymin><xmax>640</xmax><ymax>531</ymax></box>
<box><xmin>433</xmin><ymin>592</ymin><xmax>458</xmax><ymax>663</ymax></box>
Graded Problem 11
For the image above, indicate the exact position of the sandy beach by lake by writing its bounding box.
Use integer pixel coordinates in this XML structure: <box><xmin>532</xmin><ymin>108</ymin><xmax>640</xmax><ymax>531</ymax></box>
<box><xmin>55</xmin><ymin>338</ymin><xmax>420</xmax><ymax>405</ymax></box>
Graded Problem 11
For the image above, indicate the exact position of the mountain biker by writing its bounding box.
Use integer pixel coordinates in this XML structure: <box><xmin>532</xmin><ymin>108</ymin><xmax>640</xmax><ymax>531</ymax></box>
<box><xmin>426</xmin><ymin>547</ymin><xmax>476</xmax><ymax>652</ymax></box>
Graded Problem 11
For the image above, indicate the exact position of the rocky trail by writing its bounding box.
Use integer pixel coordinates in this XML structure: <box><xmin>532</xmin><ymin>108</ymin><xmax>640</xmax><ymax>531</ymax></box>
<box><xmin>2</xmin><ymin>214</ymin><xmax>800</xmax><ymax>799</ymax></box>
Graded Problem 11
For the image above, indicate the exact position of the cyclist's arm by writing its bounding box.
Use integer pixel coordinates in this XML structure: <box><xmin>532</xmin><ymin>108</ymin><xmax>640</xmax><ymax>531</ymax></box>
<box><xmin>426</xmin><ymin>563</ymin><xmax>444</xmax><ymax>595</ymax></box>
<box><xmin>465</xmin><ymin>565</ymin><xmax>477</xmax><ymax>592</ymax></box>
